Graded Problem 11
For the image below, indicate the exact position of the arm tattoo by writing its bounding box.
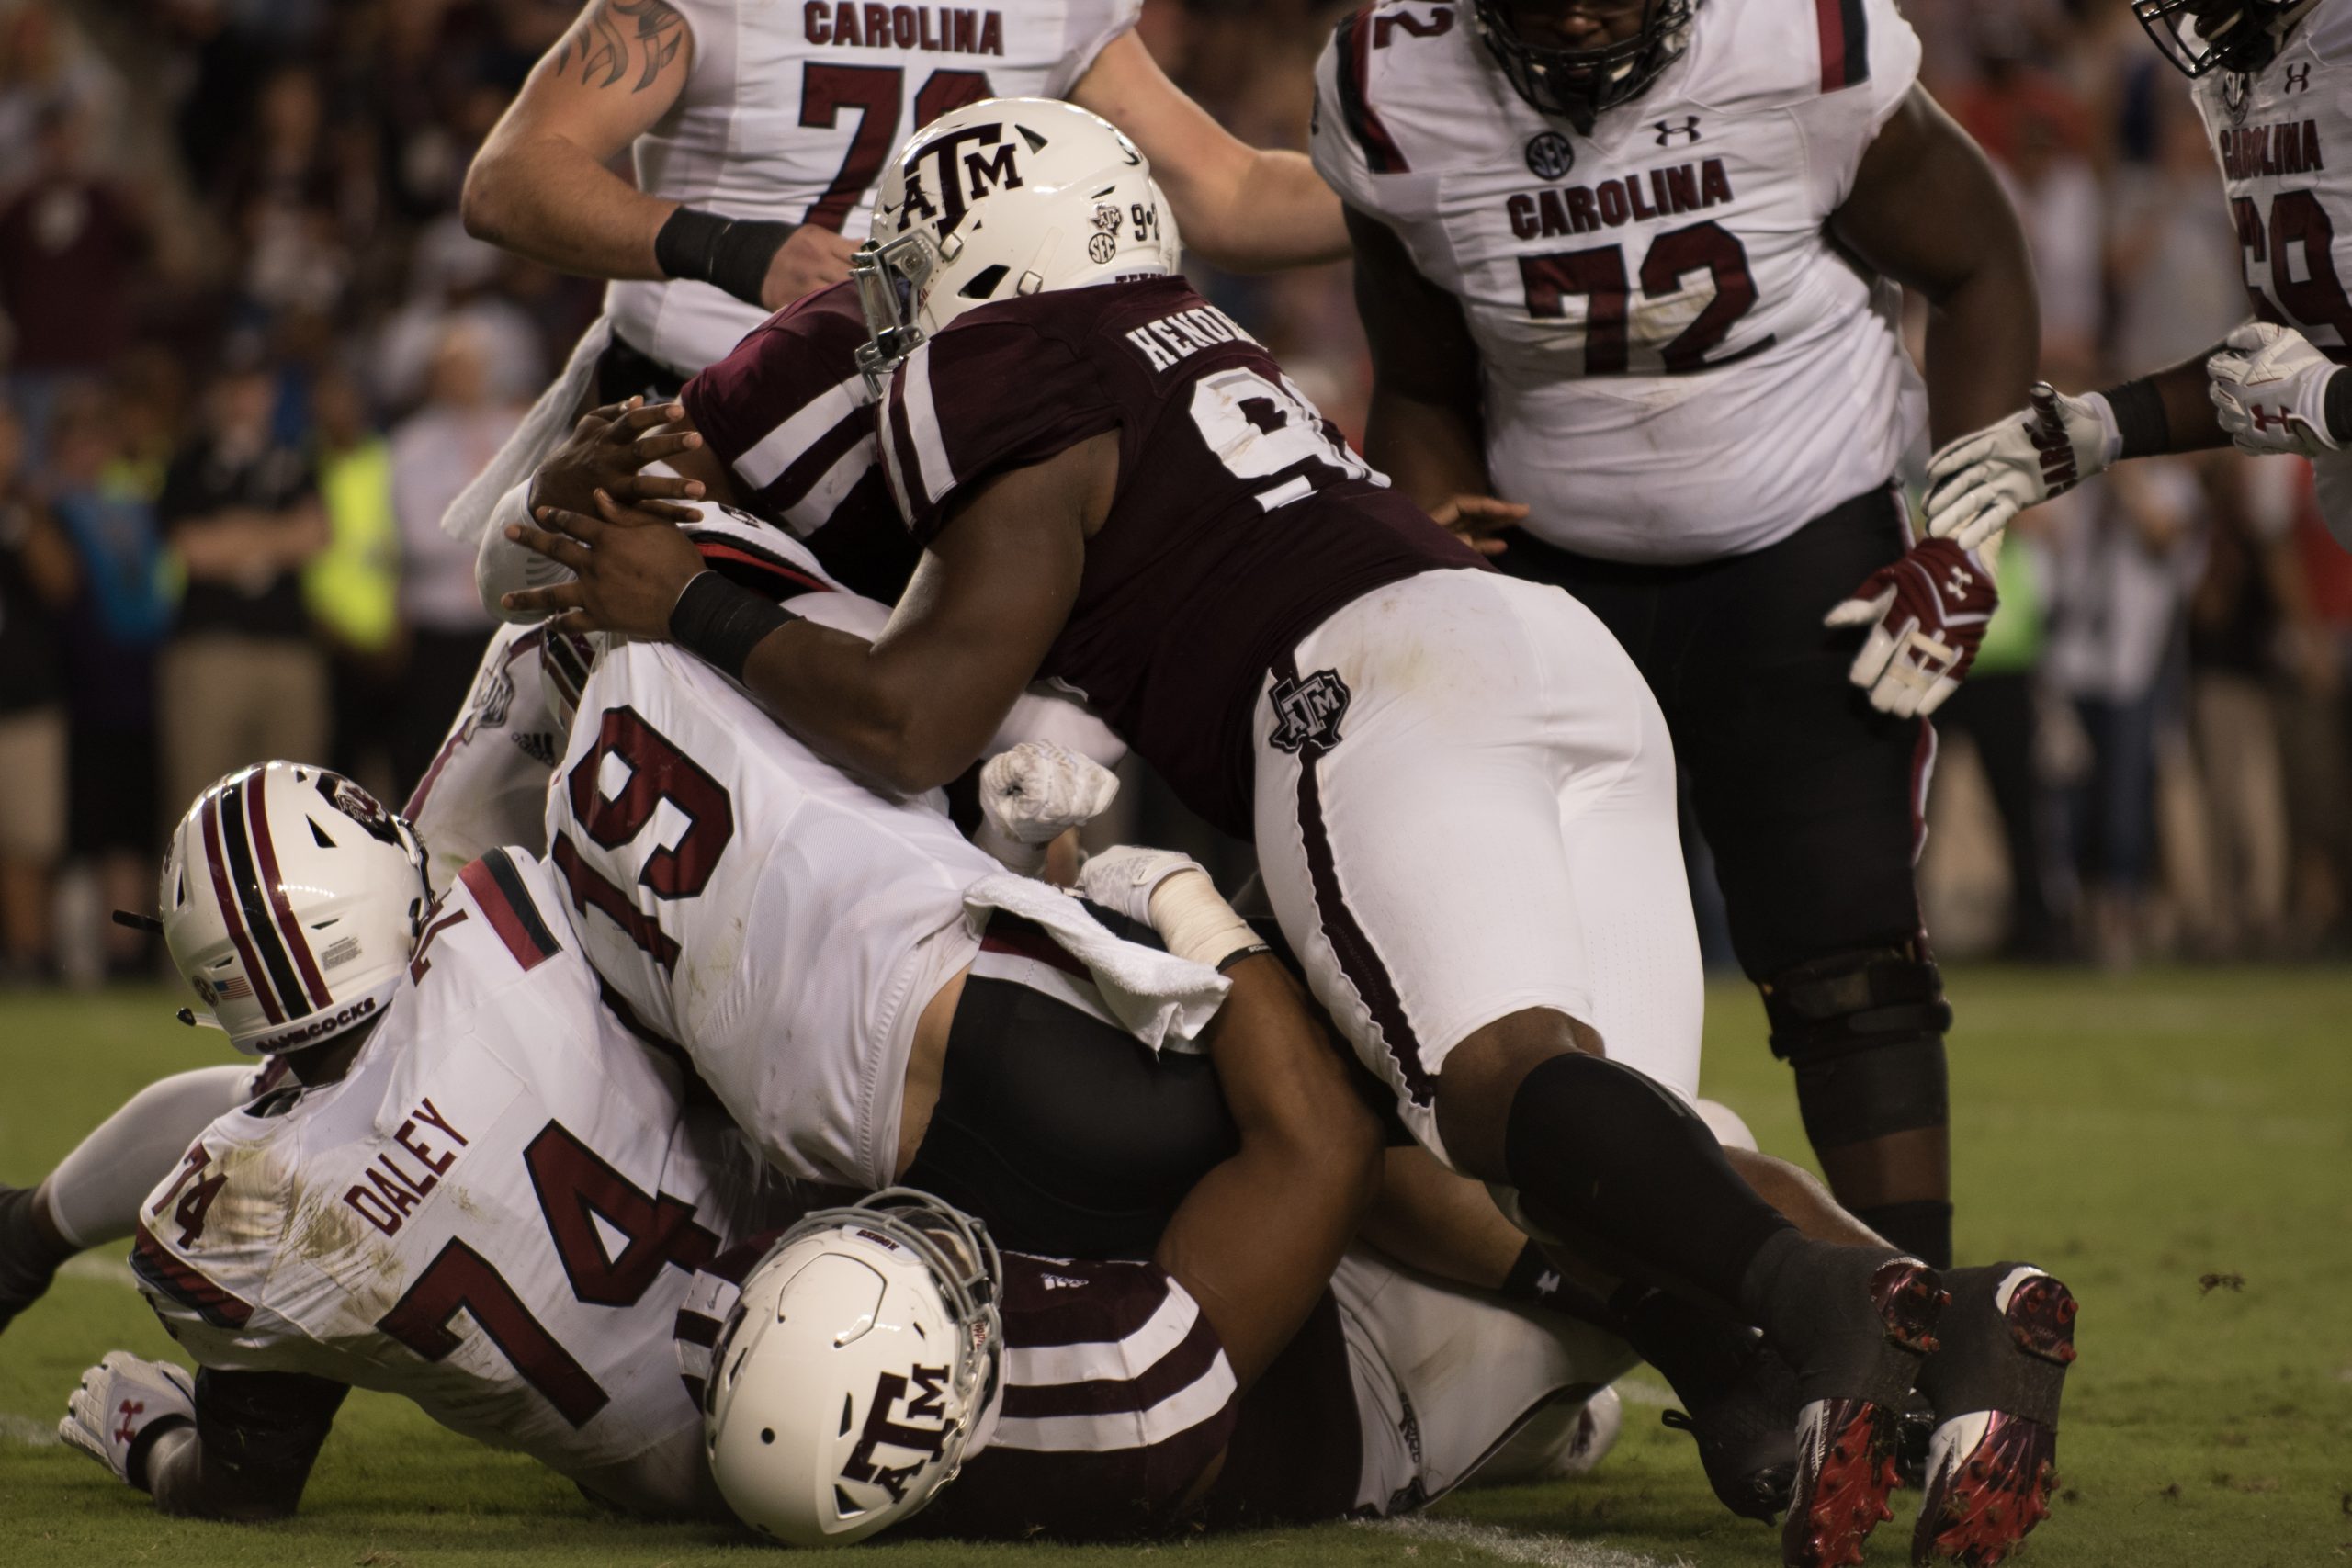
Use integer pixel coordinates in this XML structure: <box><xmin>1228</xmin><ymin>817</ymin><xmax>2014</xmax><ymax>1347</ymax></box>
<box><xmin>552</xmin><ymin>0</ymin><xmax>686</xmax><ymax>92</ymax></box>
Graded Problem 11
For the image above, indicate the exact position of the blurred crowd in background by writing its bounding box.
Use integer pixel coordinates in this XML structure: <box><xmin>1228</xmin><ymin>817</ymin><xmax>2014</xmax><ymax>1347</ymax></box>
<box><xmin>3</xmin><ymin>0</ymin><xmax>2349</xmax><ymax>987</ymax></box>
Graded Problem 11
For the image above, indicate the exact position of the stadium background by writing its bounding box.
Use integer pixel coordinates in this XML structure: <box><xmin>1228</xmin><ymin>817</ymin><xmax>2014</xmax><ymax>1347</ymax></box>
<box><xmin>0</xmin><ymin>1</ymin><xmax>2348</xmax><ymax>1564</ymax></box>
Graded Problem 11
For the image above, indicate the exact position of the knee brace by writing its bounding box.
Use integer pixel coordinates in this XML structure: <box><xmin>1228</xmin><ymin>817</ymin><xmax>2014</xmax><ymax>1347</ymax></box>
<box><xmin>1760</xmin><ymin>943</ymin><xmax>1951</xmax><ymax>1151</ymax></box>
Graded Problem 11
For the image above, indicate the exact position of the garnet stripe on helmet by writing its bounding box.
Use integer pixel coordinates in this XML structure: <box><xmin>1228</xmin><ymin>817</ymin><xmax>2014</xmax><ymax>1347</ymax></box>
<box><xmin>1815</xmin><ymin>0</ymin><xmax>1871</xmax><ymax>92</ymax></box>
<box><xmin>459</xmin><ymin>849</ymin><xmax>563</xmax><ymax>973</ymax></box>
<box><xmin>200</xmin><ymin>784</ymin><xmax>287</xmax><ymax>1024</ymax></box>
<box><xmin>216</xmin><ymin>777</ymin><xmax>316</xmax><ymax>1023</ymax></box>
<box><xmin>1334</xmin><ymin>9</ymin><xmax>1410</xmax><ymax>175</ymax></box>
<box><xmin>245</xmin><ymin>777</ymin><xmax>333</xmax><ymax>1012</ymax></box>
<box><xmin>691</xmin><ymin>541</ymin><xmax>836</xmax><ymax>601</ymax></box>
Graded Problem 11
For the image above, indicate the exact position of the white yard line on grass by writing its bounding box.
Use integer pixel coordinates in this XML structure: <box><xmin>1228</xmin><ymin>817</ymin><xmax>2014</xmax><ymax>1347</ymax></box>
<box><xmin>59</xmin><ymin>1254</ymin><xmax>137</xmax><ymax>1289</ymax></box>
<box><xmin>0</xmin><ymin>1414</ymin><xmax>62</xmax><ymax>1447</ymax></box>
<box><xmin>1361</xmin><ymin>1517</ymin><xmax>1692</xmax><ymax>1568</ymax></box>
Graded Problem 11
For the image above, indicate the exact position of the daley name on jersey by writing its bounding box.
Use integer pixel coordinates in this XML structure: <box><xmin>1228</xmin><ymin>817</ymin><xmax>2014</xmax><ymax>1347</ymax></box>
<box><xmin>803</xmin><ymin>3</ymin><xmax>1008</xmax><ymax>55</ymax></box>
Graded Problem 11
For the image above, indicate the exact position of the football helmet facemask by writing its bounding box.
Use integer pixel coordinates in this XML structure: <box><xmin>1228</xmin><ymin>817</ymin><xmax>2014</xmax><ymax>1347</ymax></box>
<box><xmin>2133</xmin><ymin>0</ymin><xmax>2316</xmax><ymax>77</ymax></box>
<box><xmin>1471</xmin><ymin>0</ymin><xmax>1699</xmax><ymax>135</ymax></box>
<box><xmin>703</xmin><ymin>1188</ymin><xmax>1004</xmax><ymax>1547</ymax></box>
<box><xmin>159</xmin><ymin>761</ymin><xmax>429</xmax><ymax>1055</ymax></box>
<box><xmin>853</xmin><ymin>97</ymin><xmax>1181</xmax><ymax>382</ymax></box>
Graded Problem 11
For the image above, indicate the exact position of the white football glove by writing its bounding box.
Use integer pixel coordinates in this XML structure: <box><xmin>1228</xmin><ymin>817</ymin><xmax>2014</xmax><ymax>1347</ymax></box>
<box><xmin>60</xmin><ymin>1351</ymin><xmax>196</xmax><ymax>1490</ymax></box>
<box><xmin>973</xmin><ymin>741</ymin><xmax>1120</xmax><ymax>874</ymax></box>
<box><xmin>1079</xmin><ymin>845</ymin><xmax>1260</xmax><ymax>968</ymax></box>
<box><xmin>1922</xmin><ymin>383</ymin><xmax>2118</xmax><ymax>550</ymax></box>
<box><xmin>2208</xmin><ymin>321</ymin><xmax>2346</xmax><ymax>457</ymax></box>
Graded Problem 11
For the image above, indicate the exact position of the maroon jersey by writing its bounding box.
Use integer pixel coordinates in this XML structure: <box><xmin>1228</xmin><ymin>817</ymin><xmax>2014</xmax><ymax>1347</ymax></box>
<box><xmin>877</xmin><ymin>276</ymin><xmax>1480</xmax><ymax>836</ymax></box>
<box><xmin>679</xmin><ymin>284</ymin><xmax>920</xmax><ymax>602</ymax></box>
<box><xmin>676</xmin><ymin>1239</ymin><xmax>1247</xmax><ymax>1540</ymax></box>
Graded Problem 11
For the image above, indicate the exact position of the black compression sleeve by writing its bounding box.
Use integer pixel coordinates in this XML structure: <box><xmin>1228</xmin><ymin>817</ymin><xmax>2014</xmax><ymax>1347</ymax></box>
<box><xmin>670</xmin><ymin>570</ymin><xmax>796</xmax><ymax>680</ymax></box>
<box><xmin>189</xmin><ymin>1368</ymin><xmax>346</xmax><ymax>1511</ymax></box>
<box><xmin>654</xmin><ymin>207</ymin><xmax>796</xmax><ymax>308</ymax></box>
<box><xmin>2328</xmin><ymin>366</ymin><xmax>2352</xmax><ymax>445</ymax></box>
<box><xmin>2102</xmin><ymin>377</ymin><xmax>2171</xmax><ymax>459</ymax></box>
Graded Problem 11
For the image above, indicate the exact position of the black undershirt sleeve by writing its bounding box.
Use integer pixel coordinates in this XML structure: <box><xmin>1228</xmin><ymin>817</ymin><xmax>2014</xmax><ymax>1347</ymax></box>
<box><xmin>190</xmin><ymin>1367</ymin><xmax>348</xmax><ymax>1513</ymax></box>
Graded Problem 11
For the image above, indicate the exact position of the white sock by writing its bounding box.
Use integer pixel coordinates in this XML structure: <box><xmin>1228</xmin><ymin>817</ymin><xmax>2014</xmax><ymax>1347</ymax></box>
<box><xmin>44</xmin><ymin>1065</ymin><xmax>259</xmax><ymax>1248</ymax></box>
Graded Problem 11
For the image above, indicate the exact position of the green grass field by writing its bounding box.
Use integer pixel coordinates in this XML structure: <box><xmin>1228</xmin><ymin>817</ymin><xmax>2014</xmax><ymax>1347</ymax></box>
<box><xmin>3</xmin><ymin>971</ymin><xmax>2348</xmax><ymax>1568</ymax></box>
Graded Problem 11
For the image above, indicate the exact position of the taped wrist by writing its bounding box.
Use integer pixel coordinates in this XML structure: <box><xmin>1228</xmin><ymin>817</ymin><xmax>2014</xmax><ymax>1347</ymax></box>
<box><xmin>654</xmin><ymin>207</ymin><xmax>795</xmax><ymax>308</ymax></box>
<box><xmin>669</xmin><ymin>570</ymin><xmax>796</xmax><ymax>681</ymax></box>
<box><xmin>1146</xmin><ymin>868</ymin><xmax>1261</xmax><ymax>969</ymax></box>
<box><xmin>1762</xmin><ymin>946</ymin><xmax>1951</xmax><ymax>1148</ymax></box>
<box><xmin>2101</xmin><ymin>377</ymin><xmax>2171</xmax><ymax>459</ymax></box>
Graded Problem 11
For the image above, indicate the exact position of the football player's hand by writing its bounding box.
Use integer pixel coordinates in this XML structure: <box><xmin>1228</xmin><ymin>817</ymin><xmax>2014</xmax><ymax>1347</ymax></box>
<box><xmin>2208</xmin><ymin>321</ymin><xmax>2346</xmax><ymax>457</ymax></box>
<box><xmin>976</xmin><ymin>741</ymin><xmax>1120</xmax><ymax>874</ymax></box>
<box><xmin>60</xmin><ymin>1351</ymin><xmax>195</xmax><ymax>1490</ymax></box>
<box><xmin>760</xmin><ymin>226</ymin><xmax>858</xmax><ymax>310</ymax></box>
<box><xmin>1824</xmin><ymin>538</ymin><xmax>1997</xmax><ymax>718</ymax></box>
<box><xmin>1079</xmin><ymin>845</ymin><xmax>1211</xmax><ymax>927</ymax></box>
<box><xmin>1922</xmin><ymin>383</ymin><xmax>2115</xmax><ymax>550</ymax></box>
<box><xmin>527</xmin><ymin>399</ymin><xmax>707</xmax><ymax>524</ymax></box>
<box><xmin>1428</xmin><ymin>494</ymin><xmax>1529</xmax><ymax>558</ymax></box>
<box><xmin>501</xmin><ymin>491</ymin><xmax>706</xmax><ymax>639</ymax></box>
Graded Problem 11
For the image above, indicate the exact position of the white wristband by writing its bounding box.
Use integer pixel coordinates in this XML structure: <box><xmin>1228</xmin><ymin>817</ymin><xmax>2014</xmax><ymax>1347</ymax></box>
<box><xmin>1148</xmin><ymin>868</ymin><xmax>1261</xmax><ymax>970</ymax></box>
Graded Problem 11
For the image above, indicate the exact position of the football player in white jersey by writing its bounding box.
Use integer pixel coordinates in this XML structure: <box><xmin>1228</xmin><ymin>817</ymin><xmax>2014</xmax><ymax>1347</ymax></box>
<box><xmin>56</xmin><ymin>764</ymin><xmax>775</xmax><ymax>1520</ymax></box>
<box><xmin>436</xmin><ymin>0</ymin><xmax>1351</xmax><ymax>554</ymax></box>
<box><xmin>506</xmin><ymin>100</ymin><xmax>2082</xmax><ymax>1568</ymax></box>
<box><xmin>1308</xmin><ymin>0</ymin><xmax>2046</xmax><ymax>1292</ymax></box>
<box><xmin>1924</xmin><ymin>0</ymin><xmax>2352</xmax><ymax>556</ymax></box>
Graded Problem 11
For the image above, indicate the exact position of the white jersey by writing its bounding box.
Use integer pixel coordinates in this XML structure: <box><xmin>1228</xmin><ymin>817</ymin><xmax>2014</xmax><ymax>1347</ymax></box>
<box><xmin>1311</xmin><ymin>0</ymin><xmax>1924</xmax><ymax>564</ymax></box>
<box><xmin>548</xmin><ymin>638</ymin><xmax>1000</xmax><ymax>1190</ymax></box>
<box><xmin>611</xmin><ymin>0</ymin><xmax>1140</xmax><ymax>374</ymax></box>
<box><xmin>2190</xmin><ymin>0</ymin><xmax>2352</xmax><ymax>547</ymax></box>
<box><xmin>131</xmin><ymin>850</ymin><xmax>771</xmax><ymax>1517</ymax></box>
<box><xmin>406</xmin><ymin>623</ymin><xmax>568</xmax><ymax>893</ymax></box>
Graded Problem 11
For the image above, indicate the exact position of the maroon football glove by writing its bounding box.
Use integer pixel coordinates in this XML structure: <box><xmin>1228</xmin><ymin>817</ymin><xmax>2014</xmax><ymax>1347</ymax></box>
<box><xmin>1823</xmin><ymin>538</ymin><xmax>1998</xmax><ymax>717</ymax></box>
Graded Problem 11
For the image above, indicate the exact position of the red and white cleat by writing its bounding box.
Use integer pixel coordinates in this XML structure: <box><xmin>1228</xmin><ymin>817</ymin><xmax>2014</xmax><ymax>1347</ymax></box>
<box><xmin>1781</xmin><ymin>1258</ymin><xmax>1949</xmax><ymax>1568</ymax></box>
<box><xmin>1911</xmin><ymin>1265</ymin><xmax>2077</xmax><ymax>1566</ymax></box>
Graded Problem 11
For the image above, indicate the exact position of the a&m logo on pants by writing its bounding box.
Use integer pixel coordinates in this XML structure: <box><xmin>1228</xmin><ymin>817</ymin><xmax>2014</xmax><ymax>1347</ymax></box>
<box><xmin>1270</xmin><ymin>669</ymin><xmax>1351</xmax><ymax>752</ymax></box>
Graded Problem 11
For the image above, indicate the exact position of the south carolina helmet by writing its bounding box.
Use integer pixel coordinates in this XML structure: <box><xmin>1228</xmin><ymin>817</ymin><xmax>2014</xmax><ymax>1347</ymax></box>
<box><xmin>159</xmin><ymin>761</ymin><xmax>430</xmax><ymax>1055</ymax></box>
<box><xmin>2133</xmin><ymin>0</ymin><xmax>2313</xmax><ymax>76</ymax></box>
<box><xmin>702</xmin><ymin>1189</ymin><xmax>1003</xmax><ymax>1547</ymax></box>
<box><xmin>853</xmin><ymin>97</ymin><xmax>1181</xmax><ymax>378</ymax></box>
<box><xmin>1469</xmin><ymin>0</ymin><xmax>1700</xmax><ymax>135</ymax></box>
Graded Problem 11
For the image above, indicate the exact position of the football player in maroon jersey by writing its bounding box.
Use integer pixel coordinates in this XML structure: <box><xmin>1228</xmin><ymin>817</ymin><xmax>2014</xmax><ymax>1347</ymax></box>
<box><xmin>503</xmin><ymin>100</ymin><xmax>2078</xmax><ymax>1568</ymax></box>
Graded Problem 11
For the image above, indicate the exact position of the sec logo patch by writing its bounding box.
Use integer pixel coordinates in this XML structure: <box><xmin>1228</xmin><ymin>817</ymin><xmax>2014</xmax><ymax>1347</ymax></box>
<box><xmin>1524</xmin><ymin>131</ymin><xmax>1575</xmax><ymax>181</ymax></box>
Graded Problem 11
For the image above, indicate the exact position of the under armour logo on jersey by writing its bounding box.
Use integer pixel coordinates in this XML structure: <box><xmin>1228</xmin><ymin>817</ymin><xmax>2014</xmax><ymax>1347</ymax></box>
<box><xmin>1525</xmin><ymin>131</ymin><xmax>1576</xmax><ymax>181</ymax></box>
<box><xmin>113</xmin><ymin>1401</ymin><xmax>144</xmax><ymax>1446</ymax></box>
<box><xmin>1654</xmin><ymin>116</ymin><xmax>1702</xmax><ymax>146</ymax></box>
<box><xmin>1040</xmin><ymin>1273</ymin><xmax>1088</xmax><ymax>1291</ymax></box>
<box><xmin>2286</xmin><ymin>62</ymin><xmax>2313</xmax><ymax>94</ymax></box>
<box><xmin>1944</xmin><ymin>562</ymin><xmax>1976</xmax><ymax>598</ymax></box>
<box><xmin>1534</xmin><ymin>1269</ymin><xmax>1562</xmax><ymax>1298</ymax></box>
<box><xmin>1269</xmin><ymin>669</ymin><xmax>1351</xmax><ymax>753</ymax></box>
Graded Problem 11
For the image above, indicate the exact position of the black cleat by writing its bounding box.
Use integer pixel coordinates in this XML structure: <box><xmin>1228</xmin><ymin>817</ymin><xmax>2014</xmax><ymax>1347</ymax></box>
<box><xmin>1911</xmin><ymin>1264</ymin><xmax>2076</xmax><ymax>1566</ymax></box>
<box><xmin>1660</xmin><ymin>1340</ymin><xmax>1800</xmax><ymax>1522</ymax></box>
<box><xmin>1765</xmin><ymin>1250</ymin><xmax>1949</xmax><ymax>1568</ymax></box>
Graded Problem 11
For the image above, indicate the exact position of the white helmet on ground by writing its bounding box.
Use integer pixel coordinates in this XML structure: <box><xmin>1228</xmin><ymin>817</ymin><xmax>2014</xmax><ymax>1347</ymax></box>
<box><xmin>703</xmin><ymin>1188</ymin><xmax>1003</xmax><ymax>1547</ymax></box>
<box><xmin>159</xmin><ymin>761</ymin><xmax>430</xmax><ymax>1055</ymax></box>
<box><xmin>853</xmin><ymin>96</ymin><xmax>1182</xmax><ymax>378</ymax></box>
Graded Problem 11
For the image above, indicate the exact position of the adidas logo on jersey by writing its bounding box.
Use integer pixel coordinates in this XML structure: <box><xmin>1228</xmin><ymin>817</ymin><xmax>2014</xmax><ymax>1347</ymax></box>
<box><xmin>1505</xmin><ymin>157</ymin><xmax>1735</xmax><ymax>242</ymax></box>
<box><xmin>1040</xmin><ymin>1273</ymin><xmax>1088</xmax><ymax>1291</ymax></box>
